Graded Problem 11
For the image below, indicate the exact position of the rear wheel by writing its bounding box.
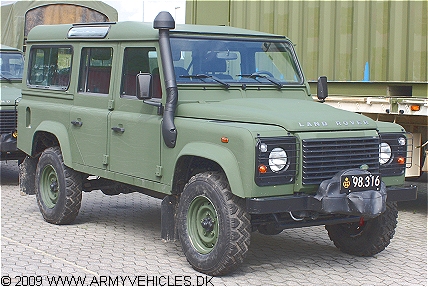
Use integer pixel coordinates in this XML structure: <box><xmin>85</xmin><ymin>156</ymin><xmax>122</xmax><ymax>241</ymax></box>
<box><xmin>177</xmin><ymin>171</ymin><xmax>251</xmax><ymax>276</ymax></box>
<box><xmin>325</xmin><ymin>202</ymin><xmax>398</xmax><ymax>256</ymax></box>
<box><xmin>35</xmin><ymin>147</ymin><xmax>82</xmax><ymax>224</ymax></box>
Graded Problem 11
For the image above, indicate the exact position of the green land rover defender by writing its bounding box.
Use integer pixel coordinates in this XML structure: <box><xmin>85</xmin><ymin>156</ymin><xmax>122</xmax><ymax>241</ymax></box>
<box><xmin>0</xmin><ymin>44</ymin><xmax>24</xmax><ymax>161</ymax></box>
<box><xmin>18</xmin><ymin>12</ymin><xmax>417</xmax><ymax>276</ymax></box>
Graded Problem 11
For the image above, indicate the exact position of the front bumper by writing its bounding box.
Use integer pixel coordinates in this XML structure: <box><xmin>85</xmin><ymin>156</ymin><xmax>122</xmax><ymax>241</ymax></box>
<box><xmin>0</xmin><ymin>132</ymin><xmax>24</xmax><ymax>160</ymax></box>
<box><xmin>247</xmin><ymin>170</ymin><xmax>417</xmax><ymax>218</ymax></box>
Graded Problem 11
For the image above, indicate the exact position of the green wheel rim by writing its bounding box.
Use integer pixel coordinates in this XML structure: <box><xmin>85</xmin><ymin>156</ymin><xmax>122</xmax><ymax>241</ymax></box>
<box><xmin>187</xmin><ymin>195</ymin><xmax>219</xmax><ymax>254</ymax></box>
<box><xmin>40</xmin><ymin>164</ymin><xmax>59</xmax><ymax>209</ymax></box>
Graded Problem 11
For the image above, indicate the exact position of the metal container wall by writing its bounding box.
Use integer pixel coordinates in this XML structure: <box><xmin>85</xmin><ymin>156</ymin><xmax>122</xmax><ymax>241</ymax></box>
<box><xmin>186</xmin><ymin>0</ymin><xmax>427</xmax><ymax>83</ymax></box>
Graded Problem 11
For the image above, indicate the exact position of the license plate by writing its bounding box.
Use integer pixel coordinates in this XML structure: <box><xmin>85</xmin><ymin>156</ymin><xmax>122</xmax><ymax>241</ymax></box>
<box><xmin>340</xmin><ymin>173</ymin><xmax>381</xmax><ymax>193</ymax></box>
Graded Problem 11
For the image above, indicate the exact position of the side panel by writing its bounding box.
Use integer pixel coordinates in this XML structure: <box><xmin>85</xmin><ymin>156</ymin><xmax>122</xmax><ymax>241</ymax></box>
<box><xmin>17</xmin><ymin>98</ymin><xmax>73</xmax><ymax>166</ymax></box>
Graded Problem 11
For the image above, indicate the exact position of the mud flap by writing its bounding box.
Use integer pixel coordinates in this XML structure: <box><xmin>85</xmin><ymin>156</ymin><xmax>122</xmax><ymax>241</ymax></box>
<box><xmin>161</xmin><ymin>194</ymin><xmax>179</xmax><ymax>241</ymax></box>
<box><xmin>315</xmin><ymin>169</ymin><xmax>387</xmax><ymax>218</ymax></box>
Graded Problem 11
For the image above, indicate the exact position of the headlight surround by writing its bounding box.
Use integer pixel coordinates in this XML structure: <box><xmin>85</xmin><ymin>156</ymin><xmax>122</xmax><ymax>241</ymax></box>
<box><xmin>269</xmin><ymin>147</ymin><xmax>288</xmax><ymax>172</ymax></box>
<box><xmin>379</xmin><ymin>142</ymin><xmax>392</xmax><ymax>165</ymax></box>
<box><xmin>379</xmin><ymin>133</ymin><xmax>408</xmax><ymax>176</ymax></box>
<box><xmin>255</xmin><ymin>137</ymin><xmax>297</xmax><ymax>186</ymax></box>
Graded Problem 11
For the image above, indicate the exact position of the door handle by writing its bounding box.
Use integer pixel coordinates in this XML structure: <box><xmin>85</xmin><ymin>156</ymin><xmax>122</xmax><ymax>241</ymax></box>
<box><xmin>71</xmin><ymin>120</ymin><xmax>83</xmax><ymax>127</ymax></box>
<box><xmin>111</xmin><ymin>126</ymin><xmax>125</xmax><ymax>133</ymax></box>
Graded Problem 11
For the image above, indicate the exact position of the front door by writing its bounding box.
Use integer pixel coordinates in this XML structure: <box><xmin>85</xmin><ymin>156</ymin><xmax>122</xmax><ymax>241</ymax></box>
<box><xmin>108</xmin><ymin>45</ymin><xmax>162</xmax><ymax>181</ymax></box>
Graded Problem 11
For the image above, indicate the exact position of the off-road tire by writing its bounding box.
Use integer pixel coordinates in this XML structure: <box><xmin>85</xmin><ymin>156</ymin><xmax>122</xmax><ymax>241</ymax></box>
<box><xmin>19</xmin><ymin>155</ymin><xmax>38</xmax><ymax>195</ymax></box>
<box><xmin>325</xmin><ymin>202</ymin><xmax>398</xmax><ymax>256</ymax></box>
<box><xmin>177</xmin><ymin>171</ymin><xmax>251</xmax><ymax>276</ymax></box>
<box><xmin>35</xmin><ymin>146</ymin><xmax>82</xmax><ymax>224</ymax></box>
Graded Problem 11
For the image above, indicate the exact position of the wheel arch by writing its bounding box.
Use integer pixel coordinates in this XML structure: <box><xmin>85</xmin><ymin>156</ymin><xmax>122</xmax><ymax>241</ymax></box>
<box><xmin>172</xmin><ymin>142</ymin><xmax>246</xmax><ymax>198</ymax></box>
<box><xmin>31</xmin><ymin>121</ymin><xmax>73</xmax><ymax>167</ymax></box>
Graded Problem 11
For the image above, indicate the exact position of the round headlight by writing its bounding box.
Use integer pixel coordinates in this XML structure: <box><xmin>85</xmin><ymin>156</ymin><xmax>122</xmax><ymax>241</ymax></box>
<box><xmin>379</xmin><ymin>142</ymin><xmax>392</xmax><ymax>165</ymax></box>
<box><xmin>269</xmin><ymin>147</ymin><xmax>288</xmax><ymax>172</ymax></box>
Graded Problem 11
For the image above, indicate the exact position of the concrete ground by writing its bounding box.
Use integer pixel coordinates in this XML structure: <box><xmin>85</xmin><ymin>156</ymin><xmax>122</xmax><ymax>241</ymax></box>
<box><xmin>1</xmin><ymin>160</ymin><xmax>427</xmax><ymax>286</ymax></box>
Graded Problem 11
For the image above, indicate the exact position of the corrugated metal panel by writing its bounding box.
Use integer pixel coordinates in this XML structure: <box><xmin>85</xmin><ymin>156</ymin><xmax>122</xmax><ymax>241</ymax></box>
<box><xmin>186</xmin><ymin>0</ymin><xmax>427</xmax><ymax>82</ymax></box>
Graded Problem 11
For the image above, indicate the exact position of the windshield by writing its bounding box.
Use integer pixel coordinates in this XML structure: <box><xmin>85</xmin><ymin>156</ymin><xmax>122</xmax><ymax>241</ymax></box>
<box><xmin>0</xmin><ymin>52</ymin><xmax>24</xmax><ymax>80</ymax></box>
<box><xmin>170</xmin><ymin>37</ymin><xmax>303</xmax><ymax>87</ymax></box>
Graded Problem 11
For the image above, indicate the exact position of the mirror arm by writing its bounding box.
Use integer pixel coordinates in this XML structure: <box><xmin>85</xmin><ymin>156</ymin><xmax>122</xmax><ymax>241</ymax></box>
<box><xmin>143</xmin><ymin>100</ymin><xmax>164</xmax><ymax>115</ymax></box>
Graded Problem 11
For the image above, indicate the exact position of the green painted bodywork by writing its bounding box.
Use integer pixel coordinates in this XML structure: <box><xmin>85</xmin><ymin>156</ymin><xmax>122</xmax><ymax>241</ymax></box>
<box><xmin>17</xmin><ymin>21</ymin><xmax>407</xmax><ymax>200</ymax></box>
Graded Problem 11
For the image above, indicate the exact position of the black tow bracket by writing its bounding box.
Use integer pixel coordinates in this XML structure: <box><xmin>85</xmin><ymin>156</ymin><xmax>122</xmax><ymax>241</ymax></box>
<box><xmin>315</xmin><ymin>169</ymin><xmax>387</xmax><ymax>218</ymax></box>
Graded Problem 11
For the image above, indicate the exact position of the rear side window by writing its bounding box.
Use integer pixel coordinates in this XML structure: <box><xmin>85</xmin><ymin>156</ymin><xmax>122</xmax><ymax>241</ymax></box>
<box><xmin>78</xmin><ymin>47</ymin><xmax>113</xmax><ymax>95</ymax></box>
<box><xmin>28</xmin><ymin>46</ymin><xmax>72</xmax><ymax>89</ymax></box>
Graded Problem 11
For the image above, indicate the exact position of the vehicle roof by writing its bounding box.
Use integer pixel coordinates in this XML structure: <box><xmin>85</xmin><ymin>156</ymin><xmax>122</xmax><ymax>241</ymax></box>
<box><xmin>0</xmin><ymin>44</ymin><xmax>22</xmax><ymax>52</ymax></box>
<box><xmin>26</xmin><ymin>21</ymin><xmax>288</xmax><ymax>43</ymax></box>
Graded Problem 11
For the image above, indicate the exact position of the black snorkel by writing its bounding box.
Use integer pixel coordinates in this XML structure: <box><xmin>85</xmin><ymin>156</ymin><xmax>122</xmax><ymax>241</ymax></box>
<box><xmin>154</xmin><ymin>11</ymin><xmax>177</xmax><ymax>148</ymax></box>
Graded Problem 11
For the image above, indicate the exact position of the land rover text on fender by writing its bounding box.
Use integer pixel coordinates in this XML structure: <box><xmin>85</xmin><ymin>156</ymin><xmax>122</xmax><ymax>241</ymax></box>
<box><xmin>18</xmin><ymin>12</ymin><xmax>417</xmax><ymax>276</ymax></box>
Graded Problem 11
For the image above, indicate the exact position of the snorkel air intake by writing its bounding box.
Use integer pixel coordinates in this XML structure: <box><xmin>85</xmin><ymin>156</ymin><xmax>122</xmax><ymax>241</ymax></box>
<box><xmin>154</xmin><ymin>11</ymin><xmax>177</xmax><ymax>148</ymax></box>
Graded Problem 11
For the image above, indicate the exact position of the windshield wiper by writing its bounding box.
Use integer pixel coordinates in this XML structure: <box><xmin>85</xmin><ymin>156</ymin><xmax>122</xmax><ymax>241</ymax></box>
<box><xmin>180</xmin><ymin>74</ymin><xmax>230</xmax><ymax>89</ymax></box>
<box><xmin>238</xmin><ymin>72</ymin><xmax>283</xmax><ymax>88</ymax></box>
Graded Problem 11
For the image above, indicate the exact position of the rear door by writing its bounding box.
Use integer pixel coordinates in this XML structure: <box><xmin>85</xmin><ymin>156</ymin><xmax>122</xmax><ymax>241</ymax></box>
<box><xmin>69</xmin><ymin>46</ymin><xmax>116</xmax><ymax>169</ymax></box>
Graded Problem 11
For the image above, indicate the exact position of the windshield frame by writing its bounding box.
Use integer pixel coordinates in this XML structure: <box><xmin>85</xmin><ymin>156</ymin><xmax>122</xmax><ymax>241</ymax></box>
<box><xmin>169</xmin><ymin>35</ymin><xmax>305</xmax><ymax>88</ymax></box>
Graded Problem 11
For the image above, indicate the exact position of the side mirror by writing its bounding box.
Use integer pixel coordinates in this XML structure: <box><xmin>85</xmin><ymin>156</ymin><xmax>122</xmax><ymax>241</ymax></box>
<box><xmin>136</xmin><ymin>73</ymin><xmax>152</xmax><ymax>100</ymax></box>
<box><xmin>317</xmin><ymin>76</ymin><xmax>328</xmax><ymax>102</ymax></box>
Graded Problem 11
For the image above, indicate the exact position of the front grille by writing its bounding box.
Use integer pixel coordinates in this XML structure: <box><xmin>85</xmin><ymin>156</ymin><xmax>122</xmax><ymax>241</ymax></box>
<box><xmin>0</xmin><ymin>110</ymin><xmax>17</xmax><ymax>134</ymax></box>
<box><xmin>302</xmin><ymin>137</ymin><xmax>380</xmax><ymax>185</ymax></box>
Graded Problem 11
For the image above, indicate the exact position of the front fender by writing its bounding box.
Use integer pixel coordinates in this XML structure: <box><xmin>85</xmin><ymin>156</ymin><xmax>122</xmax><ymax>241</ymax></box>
<box><xmin>177</xmin><ymin>142</ymin><xmax>246</xmax><ymax>198</ymax></box>
<box><xmin>33</xmin><ymin>121</ymin><xmax>73</xmax><ymax>167</ymax></box>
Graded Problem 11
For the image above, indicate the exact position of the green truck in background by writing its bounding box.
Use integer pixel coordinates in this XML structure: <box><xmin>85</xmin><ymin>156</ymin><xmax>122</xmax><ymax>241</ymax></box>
<box><xmin>186</xmin><ymin>0</ymin><xmax>428</xmax><ymax>178</ymax></box>
<box><xmin>18</xmin><ymin>12</ymin><xmax>417</xmax><ymax>275</ymax></box>
<box><xmin>0</xmin><ymin>0</ymin><xmax>117</xmax><ymax>161</ymax></box>
<box><xmin>0</xmin><ymin>45</ymin><xmax>24</xmax><ymax>160</ymax></box>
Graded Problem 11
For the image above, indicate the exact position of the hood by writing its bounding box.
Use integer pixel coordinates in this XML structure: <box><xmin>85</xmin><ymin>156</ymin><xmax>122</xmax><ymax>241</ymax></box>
<box><xmin>176</xmin><ymin>98</ymin><xmax>378</xmax><ymax>132</ymax></box>
<box><xmin>0</xmin><ymin>84</ymin><xmax>21</xmax><ymax>106</ymax></box>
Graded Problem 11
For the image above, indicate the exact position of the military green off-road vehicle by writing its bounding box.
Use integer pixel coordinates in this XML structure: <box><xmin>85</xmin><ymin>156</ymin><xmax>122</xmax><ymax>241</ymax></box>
<box><xmin>18</xmin><ymin>12</ymin><xmax>417</xmax><ymax>276</ymax></box>
<box><xmin>0</xmin><ymin>44</ymin><xmax>24</xmax><ymax>160</ymax></box>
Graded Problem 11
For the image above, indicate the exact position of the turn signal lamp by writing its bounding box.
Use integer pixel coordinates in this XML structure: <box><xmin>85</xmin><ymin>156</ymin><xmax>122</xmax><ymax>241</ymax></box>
<box><xmin>221</xmin><ymin>137</ymin><xmax>229</xmax><ymax>143</ymax></box>
<box><xmin>410</xmin><ymin>105</ymin><xmax>420</xmax><ymax>111</ymax></box>
<box><xmin>258</xmin><ymin>164</ymin><xmax>267</xmax><ymax>174</ymax></box>
<box><xmin>12</xmin><ymin>131</ymin><xmax>17</xmax><ymax>138</ymax></box>
<box><xmin>397</xmin><ymin>157</ymin><xmax>406</xmax><ymax>165</ymax></box>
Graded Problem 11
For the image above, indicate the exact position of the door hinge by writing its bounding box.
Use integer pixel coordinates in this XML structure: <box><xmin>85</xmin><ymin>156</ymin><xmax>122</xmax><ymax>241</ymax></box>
<box><xmin>155</xmin><ymin>165</ymin><xmax>163</xmax><ymax>177</ymax></box>
<box><xmin>108</xmin><ymin>100</ymin><xmax>115</xmax><ymax>110</ymax></box>
<box><xmin>103</xmin><ymin>154</ymin><xmax>109</xmax><ymax>165</ymax></box>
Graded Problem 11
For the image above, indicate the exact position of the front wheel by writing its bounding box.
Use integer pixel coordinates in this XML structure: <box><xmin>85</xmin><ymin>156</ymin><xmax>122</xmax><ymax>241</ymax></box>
<box><xmin>177</xmin><ymin>172</ymin><xmax>251</xmax><ymax>276</ymax></box>
<box><xmin>325</xmin><ymin>202</ymin><xmax>398</xmax><ymax>256</ymax></box>
<box><xmin>35</xmin><ymin>146</ymin><xmax>82</xmax><ymax>224</ymax></box>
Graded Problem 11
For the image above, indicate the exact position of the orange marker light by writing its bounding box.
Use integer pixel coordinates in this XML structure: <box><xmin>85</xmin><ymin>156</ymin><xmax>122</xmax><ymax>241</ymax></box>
<box><xmin>221</xmin><ymin>137</ymin><xmax>229</xmax><ymax>143</ymax></box>
<box><xmin>258</xmin><ymin>164</ymin><xmax>267</xmax><ymax>174</ymax></box>
<box><xmin>410</xmin><ymin>105</ymin><xmax>420</xmax><ymax>111</ymax></box>
<box><xmin>397</xmin><ymin>157</ymin><xmax>406</xmax><ymax>165</ymax></box>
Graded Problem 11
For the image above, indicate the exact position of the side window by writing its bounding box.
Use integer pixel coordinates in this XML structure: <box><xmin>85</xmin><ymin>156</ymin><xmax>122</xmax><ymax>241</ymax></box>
<box><xmin>120</xmin><ymin>47</ymin><xmax>160</xmax><ymax>98</ymax></box>
<box><xmin>78</xmin><ymin>47</ymin><xmax>113</xmax><ymax>94</ymax></box>
<box><xmin>28</xmin><ymin>46</ymin><xmax>72</xmax><ymax>89</ymax></box>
